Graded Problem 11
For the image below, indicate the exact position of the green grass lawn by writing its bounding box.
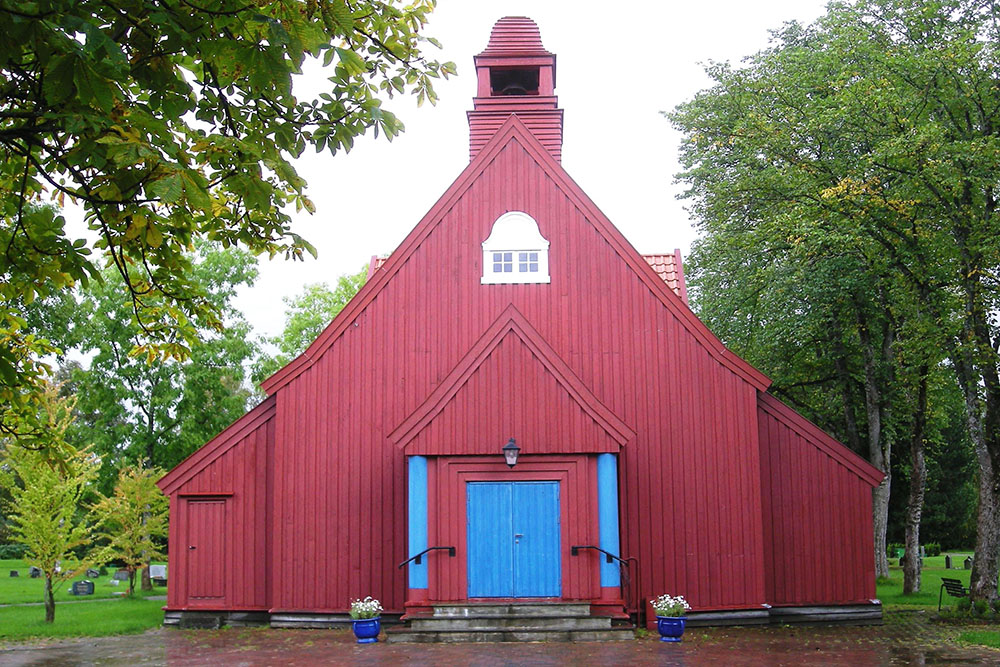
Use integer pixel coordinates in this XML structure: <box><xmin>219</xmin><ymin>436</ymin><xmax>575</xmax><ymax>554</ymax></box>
<box><xmin>876</xmin><ymin>552</ymin><xmax>1000</xmax><ymax>650</ymax></box>
<box><xmin>0</xmin><ymin>559</ymin><xmax>166</xmax><ymax>604</ymax></box>
<box><xmin>0</xmin><ymin>597</ymin><xmax>164</xmax><ymax>641</ymax></box>
<box><xmin>875</xmin><ymin>552</ymin><xmax>974</xmax><ymax>610</ymax></box>
<box><xmin>957</xmin><ymin>630</ymin><xmax>1000</xmax><ymax>649</ymax></box>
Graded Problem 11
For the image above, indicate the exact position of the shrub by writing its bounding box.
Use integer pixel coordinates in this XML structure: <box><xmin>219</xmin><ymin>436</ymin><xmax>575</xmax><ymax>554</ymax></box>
<box><xmin>925</xmin><ymin>543</ymin><xmax>941</xmax><ymax>557</ymax></box>
<box><xmin>974</xmin><ymin>599</ymin><xmax>989</xmax><ymax>616</ymax></box>
<box><xmin>886</xmin><ymin>543</ymin><xmax>904</xmax><ymax>558</ymax></box>
<box><xmin>0</xmin><ymin>543</ymin><xmax>27</xmax><ymax>559</ymax></box>
<box><xmin>957</xmin><ymin>597</ymin><xmax>972</xmax><ymax>612</ymax></box>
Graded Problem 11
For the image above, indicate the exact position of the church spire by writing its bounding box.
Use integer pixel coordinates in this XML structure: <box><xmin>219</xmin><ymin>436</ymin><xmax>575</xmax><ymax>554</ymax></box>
<box><xmin>467</xmin><ymin>17</ymin><xmax>563</xmax><ymax>162</ymax></box>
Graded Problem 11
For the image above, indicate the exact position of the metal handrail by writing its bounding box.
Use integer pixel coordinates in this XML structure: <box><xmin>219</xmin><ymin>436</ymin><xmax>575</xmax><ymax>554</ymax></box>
<box><xmin>570</xmin><ymin>545</ymin><xmax>643</xmax><ymax>628</ymax></box>
<box><xmin>397</xmin><ymin>545</ymin><xmax>456</xmax><ymax>569</ymax></box>
<box><xmin>570</xmin><ymin>544</ymin><xmax>625</xmax><ymax>565</ymax></box>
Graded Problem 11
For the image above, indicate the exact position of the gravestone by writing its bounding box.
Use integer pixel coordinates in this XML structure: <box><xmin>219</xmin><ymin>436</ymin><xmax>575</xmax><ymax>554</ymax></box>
<box><xmin>113</xmin><ymin>569</ymin><xmax>130</xmax><ymax>581</ymax></box>
<box><xmin>149</xmin><ymin>564</ymin><xmax>167</xmax><ymax>586</ymax></box>
<box><xmin>71</xmin><ymin>580</ymin><xmax>94</xmax><ymax>596</ymax></box>
<box><xmin>9</xmin><ymin>571</ymin><xmax>18</xmax><ymax>577</ymax></box>
<box><xmin>29</xmin><ymin>566</ymin><xmax>41</xmax><ymax>578</ymax></box>
<box><xmin>965</xmin><ymin>556</ymin><xmax>973</xmax><ymax>570</ymax></box>
<box><xmin>945</xmin><ymin>555</ymin><xmax>952</xmax><ymax>569</ymax></box>
<box><xmin>86</xmin><ymin>568</ymin><xmax>100</xmax><ymax>578</ymax></box>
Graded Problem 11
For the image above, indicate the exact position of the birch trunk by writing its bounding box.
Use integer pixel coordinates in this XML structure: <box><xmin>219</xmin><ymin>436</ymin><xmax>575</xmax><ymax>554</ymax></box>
<box><xmin>903</xmin><ymin>369</ymin><xmax>928</xmax><ymax>594</ymax></box>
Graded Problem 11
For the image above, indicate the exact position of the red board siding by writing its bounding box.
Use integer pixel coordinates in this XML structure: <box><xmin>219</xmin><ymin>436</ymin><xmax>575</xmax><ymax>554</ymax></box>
<box><xmin>469</xmin><ymin>108</ymin><xmax>563</xmax><ymax>162</ymax></box>
<box><xmin>264</xmin><ymin>137</ymin><xmax>769</xmax><ymax>614</ymax></box>
<box><xmin>164</xmin><ymin>411</ymin><xmax>274</xmax><ymax>611</ymax></box>
<box><xmin>757</xmin><ymin>393</ymin><xmax>877</xmax><ymax>605</ymax></box>
<box><xmin>163</xmin><ymin>114</ymin><xmax>878</xmax><ymax>619</ymax></box>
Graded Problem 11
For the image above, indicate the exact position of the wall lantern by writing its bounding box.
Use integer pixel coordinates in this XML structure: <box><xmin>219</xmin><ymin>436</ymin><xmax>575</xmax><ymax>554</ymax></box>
<box><xmin>502</xmin><ymin>438</ymin><xmax>521</xmax><ymax>468</ymax></box>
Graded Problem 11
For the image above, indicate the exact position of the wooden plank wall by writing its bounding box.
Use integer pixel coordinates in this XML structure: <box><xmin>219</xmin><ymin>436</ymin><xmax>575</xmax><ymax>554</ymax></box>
<box><xmin>166</xmin><ymin>414</ymin><xmax>274</xmax><ymax>611</ymax></box>
<box><xmin>757</xmin><ymin>397</ymin><xmax>877</xmax><ymax>605</ymax></box>
<box><xmin>268</xmin><ymin>138</ymin><xmax>768</xmax><ymax>613</ymax></box>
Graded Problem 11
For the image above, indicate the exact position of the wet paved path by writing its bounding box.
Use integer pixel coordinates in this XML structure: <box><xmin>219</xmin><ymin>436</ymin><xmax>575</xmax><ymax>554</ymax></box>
<box><xmin>2</xmin><ymin>611</ymin><xmax>998</xmax><ymax>666</ymax></box>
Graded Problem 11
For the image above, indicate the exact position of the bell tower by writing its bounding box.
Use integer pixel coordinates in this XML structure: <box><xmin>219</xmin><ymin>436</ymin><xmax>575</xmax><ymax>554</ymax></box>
<box><xmin>467</xmin><ymin>17</ymin><xmax>564</xmax><ymax>162</ymax></box>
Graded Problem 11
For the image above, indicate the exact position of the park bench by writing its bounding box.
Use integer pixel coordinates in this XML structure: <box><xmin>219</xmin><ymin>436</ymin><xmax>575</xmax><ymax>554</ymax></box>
<box><xmin>938</xmin><ymin>577</ymin><xmax>969</xmax><ymax>611</ymax></box>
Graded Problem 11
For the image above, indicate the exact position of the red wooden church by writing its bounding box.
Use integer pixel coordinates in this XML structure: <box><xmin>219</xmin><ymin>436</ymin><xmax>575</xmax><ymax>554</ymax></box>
<box><xmin>158</xmin><ymin>17</ymin><xmax>883</xmax><ymax>631</ymax></box>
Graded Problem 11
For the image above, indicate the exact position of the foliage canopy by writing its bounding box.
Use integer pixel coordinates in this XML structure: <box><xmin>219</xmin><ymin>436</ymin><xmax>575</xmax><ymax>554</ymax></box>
<box><xmin>0</xmin><ymin>0</ymin><xmax>454</xmax><ymax>446</ymax></box>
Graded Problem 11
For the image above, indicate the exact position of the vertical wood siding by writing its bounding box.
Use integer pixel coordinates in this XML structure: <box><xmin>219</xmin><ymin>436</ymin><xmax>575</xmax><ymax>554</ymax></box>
<box><xmin>163</xmin><ymin>125</ymin><xmax>878</xmax><ymax>616</ymax></box>
<box><xmin>265</xmin><ymin>138</ymin><xmax>769</xmax><ymax>613</ymax></box>
<box><xmin>164</xmin><ymin>409</ymin><xmax>274</xmax><ymax>611</ymax></box>
<box><xmin>757</xmin><ymin>394</ymin><xmax>878</xmax><ymax>605</ymax></box>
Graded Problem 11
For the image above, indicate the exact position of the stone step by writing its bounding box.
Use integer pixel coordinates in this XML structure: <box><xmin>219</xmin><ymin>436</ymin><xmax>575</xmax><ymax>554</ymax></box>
<box><xmin>430</xmin><ymin>602</ymin><xmax>592</xmax><ymax>618</ymax></box>
<box><xmin>385</xmin><ymin>627</ymin><xmax>635</xmax><ymax>643</ymax></box>
<box><xmin>409</xmin><ymin>614</ymin><xmax>613</xmax><ymax>631</ymax></box>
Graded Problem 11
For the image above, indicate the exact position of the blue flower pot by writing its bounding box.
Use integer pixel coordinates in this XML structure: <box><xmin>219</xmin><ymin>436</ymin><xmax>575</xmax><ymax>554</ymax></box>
<box><xmin>352</xmin><ymin>617</ymin><xmax>381</xmax><ymax>644</ymax></box>
<box><xmin>656</xmin><ymin>615</ymin><xmax>687</xmax><ymax>642</ymax></box>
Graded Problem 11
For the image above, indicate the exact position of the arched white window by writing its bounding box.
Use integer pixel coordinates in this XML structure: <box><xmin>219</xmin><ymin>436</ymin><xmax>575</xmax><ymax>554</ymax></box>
<box><xmin>481</xmin><ymin>211</ymin><xmax>550</xmax><ymax>284</ymax></box>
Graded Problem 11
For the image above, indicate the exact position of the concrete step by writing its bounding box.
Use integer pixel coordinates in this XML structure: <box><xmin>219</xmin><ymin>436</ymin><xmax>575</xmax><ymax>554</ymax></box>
<box><xmin>385</xmin><ymin>627</ymin><xmax>635</xmax><ymax>643</ymax></box>
<box><xmin>409</xmin><ymin>614</ymin><xmax>613</xmax><ymax>631</ymax></box>
<box><xmin>430</xmin><ymin>602</ymin><xmax>592</xmax><ymax>618</ymax></box>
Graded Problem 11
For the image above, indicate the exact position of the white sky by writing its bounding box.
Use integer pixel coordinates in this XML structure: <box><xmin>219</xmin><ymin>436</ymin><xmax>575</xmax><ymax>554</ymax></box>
<box><xmin>233</xmin><ymin>1</ymin><xmax>831</xmax><ymax>339</ymax></box>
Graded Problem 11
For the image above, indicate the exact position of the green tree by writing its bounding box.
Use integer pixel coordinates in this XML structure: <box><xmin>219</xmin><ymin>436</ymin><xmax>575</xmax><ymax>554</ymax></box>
<box><xmin>63</xmin><ymin>243</ymin><xmax>259</xmax><ymax>489</ymax></box>
<box><xmin>671</xmin><ymin>0</ymin><xmax>999</xmax><ymax>596</ymax></box>
<box><xmin>0</xmin><ymin>0</ymin><xmax>454</xmax><ymax>445</ymax></box>
<box><xmin>251</xmin><ymin>266</ymin><xmax>366</xmax><ymax>384</ymax></box>
<box><xmin>0</xmin><ymin>383</ymin><xmax>99</xmax><ymax>622</ymax></box>
<box><xmin>90</xmin><ymin>465</ymin><xmax>168</xmax><ymax>597</ymax></box>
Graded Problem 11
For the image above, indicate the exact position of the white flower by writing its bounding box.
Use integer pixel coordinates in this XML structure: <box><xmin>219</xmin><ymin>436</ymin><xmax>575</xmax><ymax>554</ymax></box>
<box><xmin>650</xmin><ymin>593</ymin><xmax>691</xmax><ymax>617</ymax></box>
<box><xmin>349</xmin><ymin>596</ymin><xmax>384</xmax><ymax>619</ymax></box>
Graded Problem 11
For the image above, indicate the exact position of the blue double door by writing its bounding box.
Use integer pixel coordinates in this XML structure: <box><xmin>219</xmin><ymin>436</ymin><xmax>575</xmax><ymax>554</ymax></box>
<box><xmin>467</xmin><ymin>481</ymin><xmax>561</xmax><ymax>598</ymax></box>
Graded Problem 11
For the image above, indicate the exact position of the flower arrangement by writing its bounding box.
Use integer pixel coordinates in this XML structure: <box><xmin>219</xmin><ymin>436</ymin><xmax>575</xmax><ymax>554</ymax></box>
<box><xmin>651</xmin><ymin>593</ymin><xmax>690</xmax><ymax>617</ymax></box>
<box><xmin>349</xmin><ymin>596</ymin><xmax>383</xmax><ymax>619</ymax></box>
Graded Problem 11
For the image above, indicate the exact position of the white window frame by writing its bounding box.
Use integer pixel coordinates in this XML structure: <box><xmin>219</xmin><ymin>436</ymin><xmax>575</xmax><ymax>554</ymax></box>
<box><xmin>481</xmin><ymin>211</ymin><xmax>551</xmax><ymax>284</ymax></box>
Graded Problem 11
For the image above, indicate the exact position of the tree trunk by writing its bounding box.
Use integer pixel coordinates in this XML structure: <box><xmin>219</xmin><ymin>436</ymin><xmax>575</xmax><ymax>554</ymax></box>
<box><xmin>128</xmin><ymin>567</ymin><xmax>136</xmax><ymax>597</ymax></box>
<box><xmin>44</xmin><ymin>574</ymin><xmax>55</xmax><ymax>623</ymax></box>
<box><xmin>951</xmin><ymin>269</ymin><xmax>1000</xmax><ymax>601</ymax></box>
<box><xmin>903</xmin><ymin>368</ymin><xmax>928</xmax><ymax>594</ymax></box>
<box><xmin>141</xmin><ymin>564</ymin><xmax>152</xmax><ymax>591</ymax></box>
<box><xmin>857</xmin><ymin>308</ymin><xmax>891</xmax><ymax>578</ymax></box>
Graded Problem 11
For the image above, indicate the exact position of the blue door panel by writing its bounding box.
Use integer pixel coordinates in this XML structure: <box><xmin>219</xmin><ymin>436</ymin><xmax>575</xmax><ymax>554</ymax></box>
<box><xmin>467</xmin><ymin>483</ymin><xmax>513</xmax><ymax>597</ymax></box>
<box><xmin>467</xmin><ymin>481</ymin><xmax>560</xmax><ymax>598</ymax></box>
<box><xmin>513</xmin><ymin>482</ymin><xmax>561</xmax><ymax>597</ymax></box>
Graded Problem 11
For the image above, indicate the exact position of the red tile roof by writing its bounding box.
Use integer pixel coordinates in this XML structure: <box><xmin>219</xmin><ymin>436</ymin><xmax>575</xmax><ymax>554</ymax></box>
<box><xmin>642</xmin><ymin>250</ymin><xmax>688</xmax><ymax>305</ymax></box>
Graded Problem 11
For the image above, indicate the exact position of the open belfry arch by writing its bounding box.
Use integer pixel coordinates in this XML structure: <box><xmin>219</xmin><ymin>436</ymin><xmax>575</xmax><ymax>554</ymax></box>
<box><xmin>159</xmin><ymin>17</ymin><xmax>883</xmax><ymax>635</ymax></box>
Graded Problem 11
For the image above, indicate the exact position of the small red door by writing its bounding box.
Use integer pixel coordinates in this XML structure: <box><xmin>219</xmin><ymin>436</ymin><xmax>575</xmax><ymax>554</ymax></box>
<box><xmin>185</xmin><ymin>498</ymin><xmax>226</xmax><ymax>605</ymax></box>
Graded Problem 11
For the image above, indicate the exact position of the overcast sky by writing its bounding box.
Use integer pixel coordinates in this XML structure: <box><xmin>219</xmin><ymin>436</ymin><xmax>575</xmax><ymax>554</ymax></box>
<box><xmin>234</xmin><ymin>1</ymin><xmax>832</xmax><ymax>339</ymax></box>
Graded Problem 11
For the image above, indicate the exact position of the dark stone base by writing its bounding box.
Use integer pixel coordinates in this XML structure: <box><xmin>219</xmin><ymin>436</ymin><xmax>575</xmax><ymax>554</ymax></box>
<box><xmin>164</xmin><ymin>610</ymin><xmax>271</xmax><ymax>629</ymax></box>
<box><xmin>163</xmin><ymin>610</ymin><xmax>401</xmax><ymax>630</ymax></box>
<box><xmin>683</xmin><ymin>603</ymin><xmax>882</xmax><ymax>628</ymax></box>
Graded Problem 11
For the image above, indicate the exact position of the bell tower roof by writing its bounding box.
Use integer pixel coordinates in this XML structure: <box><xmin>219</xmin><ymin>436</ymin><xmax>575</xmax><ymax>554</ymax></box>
<box><xmin>478</xmin><ymin>16</ymin><xmax>553</xmax><ymax>58</ymax></box>
<box><xmin>467</xmin><ymin>17</ymin><xmax>563</xmax><ymax>162</ymax></box>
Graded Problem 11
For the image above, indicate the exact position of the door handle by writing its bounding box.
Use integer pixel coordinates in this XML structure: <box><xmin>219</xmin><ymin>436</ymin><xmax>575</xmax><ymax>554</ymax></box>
<box><xmin>189</xmin><ymin>545</ymin><xmax>197</xmax><ymax>550</ymax></box>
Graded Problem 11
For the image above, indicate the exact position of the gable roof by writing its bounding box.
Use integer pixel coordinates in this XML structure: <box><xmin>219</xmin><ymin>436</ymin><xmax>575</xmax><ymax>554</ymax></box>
<box><xmin>261</xmin><ymin>115</ymin><xmax>770</xmax><ymax>396</ymax></box>
<box><xmin>388</xmin><ymin>304</ymin><xmax>635</xmax><ymax>453</ymax></box>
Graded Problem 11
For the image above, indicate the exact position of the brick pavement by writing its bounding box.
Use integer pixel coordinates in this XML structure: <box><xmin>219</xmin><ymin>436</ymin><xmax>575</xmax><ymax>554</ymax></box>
<box><xmin>1</xmin><ymin>611</ymin><xmax>998</xmax><ymax>666</ymax></box>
